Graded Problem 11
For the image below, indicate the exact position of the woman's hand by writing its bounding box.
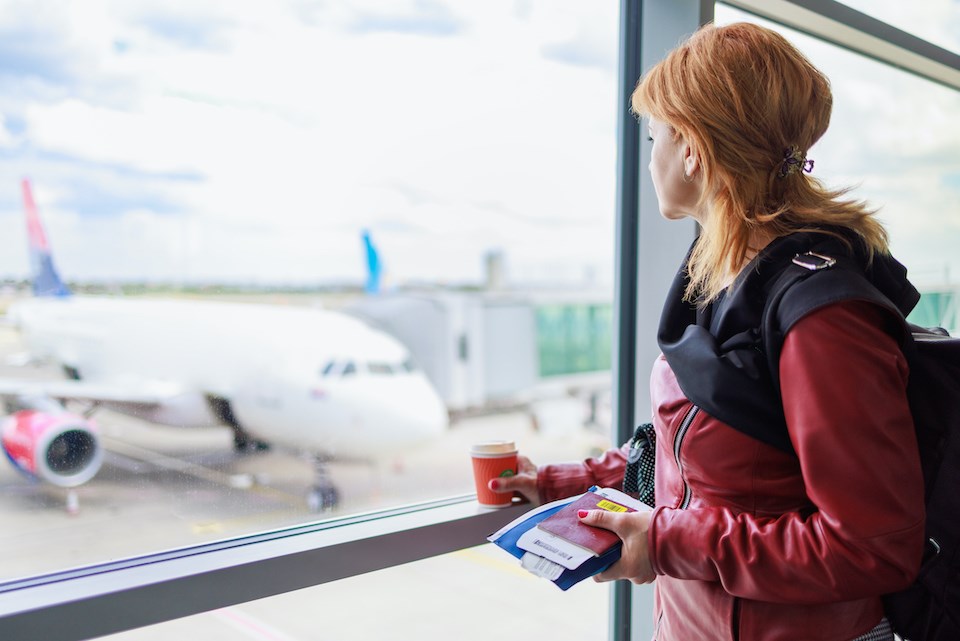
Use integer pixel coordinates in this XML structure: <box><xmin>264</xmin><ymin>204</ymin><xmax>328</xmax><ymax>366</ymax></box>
<box><xmin>579</xmin><ymin>509</ymin><xmax>656</xmax><ymax>584</ymax></box>
<box><xmin>488</xmin><ymin>455</ymin><xmax>539</xmax><ymax>505</ymax></box>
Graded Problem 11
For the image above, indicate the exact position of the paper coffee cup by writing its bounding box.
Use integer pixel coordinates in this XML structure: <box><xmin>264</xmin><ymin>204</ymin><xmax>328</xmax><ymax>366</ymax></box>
<box><xmin>471</xmin><ymin>440</ymin><xmax>518</xmax><ymax>507</ymax></box>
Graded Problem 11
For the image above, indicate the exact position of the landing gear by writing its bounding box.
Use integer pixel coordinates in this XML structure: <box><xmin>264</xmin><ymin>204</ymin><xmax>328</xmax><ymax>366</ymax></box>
<box><xmin>306</xmin><ymin>485</ymin><xmax>340</xmax><ymax>512</ymax></box>
<box><xmin>206</xmin><ymin>396</ymin><xmax>270</xmax><ymax>452</ymax></box>
<box><xmin>305</xmin><ymin>455</ymin><xmax>340</xmax><ymax>512</ymax></box>
<box><xmin>230</xmin><ymin>425</ymin><xmax>270</xmax><ymax>453</ymax></box>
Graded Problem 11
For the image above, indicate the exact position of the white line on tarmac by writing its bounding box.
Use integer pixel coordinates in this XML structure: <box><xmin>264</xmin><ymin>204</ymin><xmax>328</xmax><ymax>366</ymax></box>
<box><xmin>100</xmin><ymin>436</ymin><xmax>308</xmax><ymax>508</ymax></box>
<box><xmin>212</xmin><ymin>608</ymin><xmax>308</xmax><ymax>641</ymax></box>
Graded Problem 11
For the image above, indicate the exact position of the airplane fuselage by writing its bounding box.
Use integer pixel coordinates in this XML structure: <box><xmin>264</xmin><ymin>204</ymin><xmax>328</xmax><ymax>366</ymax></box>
<box><xmin>7</xmin><ymin>296</ymin><xmax>449</xmax><ymax>459</ymax></box>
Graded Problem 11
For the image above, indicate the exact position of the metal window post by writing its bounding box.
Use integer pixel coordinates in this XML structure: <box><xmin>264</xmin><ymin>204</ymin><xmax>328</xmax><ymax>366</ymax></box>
<box><xmin>612</xmin><ymin>2</ymin><xmax>711</xmax><ymax>639</ymax></box>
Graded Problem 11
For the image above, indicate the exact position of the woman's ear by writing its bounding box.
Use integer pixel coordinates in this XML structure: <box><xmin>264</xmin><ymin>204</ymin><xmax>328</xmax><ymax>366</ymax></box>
<box><xmin>682</xmin><ymin>140</ymin><xmax>701</xmax><ymax>178</ymax></box>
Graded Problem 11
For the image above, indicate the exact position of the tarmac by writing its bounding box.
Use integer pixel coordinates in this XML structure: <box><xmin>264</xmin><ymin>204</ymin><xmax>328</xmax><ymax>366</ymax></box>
<box><xmin>0</xmin><ymin>323</ymin><xmax>615</xmax><ymax>640</ymax></box>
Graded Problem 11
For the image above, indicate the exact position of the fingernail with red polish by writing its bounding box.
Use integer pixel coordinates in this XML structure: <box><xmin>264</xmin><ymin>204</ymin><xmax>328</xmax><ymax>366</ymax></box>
<box><xmin>489</xmin><ymin>479</ymin><xmax>500</xmax><ymax>490</ymax></box>
<box><xmin>578</xmin><ymin>510</ymin><xmax>589</xmax><ymax>518</ymax></box>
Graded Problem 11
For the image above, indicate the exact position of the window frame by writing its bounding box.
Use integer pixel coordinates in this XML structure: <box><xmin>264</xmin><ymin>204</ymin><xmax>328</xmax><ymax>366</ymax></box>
<box><xmin>0</xmin><ymin>496</ymin><xmax>525</xmax><ymax>641</ymax></box>
<box><xmin>726</xmin><ymin>0</ymin><xmax>960</xmax><ymax>91</ymax></box>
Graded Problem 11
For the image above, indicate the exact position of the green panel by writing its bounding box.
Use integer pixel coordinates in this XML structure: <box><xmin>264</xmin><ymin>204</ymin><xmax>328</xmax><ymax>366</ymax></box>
<box><xmin>907</xmin><ymin>291</ymin><xmax>957</xmax><ymax>332</ymax></box>
<box><xmin>535</xmin><ymin>303</ymin><xmax>613</xmax><ymax>377</ymax></box>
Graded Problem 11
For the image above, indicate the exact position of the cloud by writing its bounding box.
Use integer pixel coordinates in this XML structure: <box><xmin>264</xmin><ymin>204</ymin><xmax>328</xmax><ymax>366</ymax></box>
<box><xmin>0</xmin><ymin>114</ymin><xmax>14</xmax><ymax>148</ymax></box>
<box><xmin>0</xmin><ymin>145</ymin><xmax>200</xmax><ymax>225</ymax></box>
<box><xmin>14</xmin><ymin>1</ymin><xmax>956</xmax><ymax>293</ymax></box>
<box><xmin>540</xmin><ymin>17</ymin><xmax>618</xmax><ymax>72</ymax></box>
<box><xmin>346</xmin><ymin>0</ymin><xmax>464</xmax><ymax>37</ymax></box>
<box><xmin>541</xmin><ymin>40</ymin><xmax>614</xmax><ymax>70</ymax></box>
<box><xmin>1</xmin><ymin>112</ymin><xmax>27</xmax><ymax>138</ymax></box>
<box><xmin>0</xmin><ymin>26</ymin><xmax>77</xmax><ymax>86</ymax></box>
<box><xmin>52</xmin><ymin>174</ymin><xmax>190</xmax><ymax>218</ymax></box>
<box><xmin>133</xmin><ymin>12</ymin><xmax>235</xmax><ymax>51</ymax></box>
<box><xmin>0</xmin><ymin>14</ymin><xmax>98</xmax><ymax>107</ymax></box>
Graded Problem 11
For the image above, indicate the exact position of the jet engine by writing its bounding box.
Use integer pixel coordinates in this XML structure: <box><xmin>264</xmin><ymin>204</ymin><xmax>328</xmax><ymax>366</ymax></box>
<box><xmin>1</xmin><ymin>407</ymin><xmax>103</xmax><ymax>488</ymax></box>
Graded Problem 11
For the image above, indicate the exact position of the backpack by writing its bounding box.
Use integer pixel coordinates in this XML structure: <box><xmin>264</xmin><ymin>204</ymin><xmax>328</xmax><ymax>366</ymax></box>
<box><xmin>763</xmin><ymin>251</ymin><xmax>960</xmax><ymax>641</ymax></box>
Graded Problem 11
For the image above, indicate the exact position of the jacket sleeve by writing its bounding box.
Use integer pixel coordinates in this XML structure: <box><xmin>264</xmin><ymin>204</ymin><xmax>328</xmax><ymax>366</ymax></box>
<box><xmin>648</xmin><ymin>300</ymin><xmax>926</xmax><ymax>603</ymax></box>
<box><xmin>537</xmin><ymin>445</ymin><xmax>630</xmax><ymax>504</ymax></box>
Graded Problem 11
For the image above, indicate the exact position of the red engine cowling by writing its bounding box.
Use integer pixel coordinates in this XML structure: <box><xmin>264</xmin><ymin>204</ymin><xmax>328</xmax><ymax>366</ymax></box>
<box><xmin>2</xmin><ymin>409</ymin><xmax>103</xmax><ymax>487</ymax></box>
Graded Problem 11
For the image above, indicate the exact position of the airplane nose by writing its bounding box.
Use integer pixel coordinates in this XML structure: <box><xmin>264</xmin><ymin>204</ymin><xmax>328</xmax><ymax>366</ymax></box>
<box><xmin>403</xmin><ymin>376</ymin><xmax>449</xmax><ymax>436</ymax></box>
<box><xmin>375</xmin><ymin>375</ymin><xmax>448</xmax><ymax>446</ymax></box>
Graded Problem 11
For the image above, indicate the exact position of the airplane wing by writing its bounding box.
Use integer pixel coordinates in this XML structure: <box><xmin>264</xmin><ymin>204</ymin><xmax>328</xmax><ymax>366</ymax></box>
<box><xmin>0</xmin><ymin>378</ymin><xmax>185</xmax><ymax>409</ymax></box>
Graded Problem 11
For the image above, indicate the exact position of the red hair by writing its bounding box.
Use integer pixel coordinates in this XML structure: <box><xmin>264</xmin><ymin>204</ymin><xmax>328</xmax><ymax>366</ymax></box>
<box><xmin>632</xmin><ymin>22</ymin><xmax>888</xmax><ymax>304</ymax></box>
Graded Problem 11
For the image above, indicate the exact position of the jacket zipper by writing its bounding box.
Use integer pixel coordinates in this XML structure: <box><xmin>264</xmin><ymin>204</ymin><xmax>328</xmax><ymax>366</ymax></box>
<box><xmin>731</xmin><ymin>596</ymin><xmax>741</xmax><ymax>641</ymax></box>
<box><xmin>673</xmin><ymin>404</ymin><xmax>699</xmax><ymax>510</ymax></box>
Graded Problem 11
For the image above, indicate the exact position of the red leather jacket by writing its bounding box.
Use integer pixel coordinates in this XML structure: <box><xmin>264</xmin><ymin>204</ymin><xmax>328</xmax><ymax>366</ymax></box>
<box><xmin>537</xmin><ymin>301</ymin><xmax>925</xmax><ymax>641</ymax></box>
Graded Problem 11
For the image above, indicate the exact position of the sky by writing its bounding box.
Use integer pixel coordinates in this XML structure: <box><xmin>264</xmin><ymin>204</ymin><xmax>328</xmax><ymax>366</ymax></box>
<box><xmin>0</xmin><ymin>0</ymin><xmax>958</xmax><ymax>289</ymax></box>
<box><xmin>0</xmin><ymin>0</ymin><xmax>620</xmax><ymax>287</ymax></box>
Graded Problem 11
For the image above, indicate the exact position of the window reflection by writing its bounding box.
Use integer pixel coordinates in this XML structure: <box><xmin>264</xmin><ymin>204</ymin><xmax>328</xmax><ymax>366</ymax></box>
<box><xmin>717</xmin><ymin>4</ymin><xmax>960</xmax><ymax>332</ymax></box>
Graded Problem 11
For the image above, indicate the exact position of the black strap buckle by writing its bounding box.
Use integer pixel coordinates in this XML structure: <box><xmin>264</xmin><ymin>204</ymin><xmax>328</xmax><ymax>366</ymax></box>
<box><xmin>627</xmin><ymin>424</ymin><xmax>654</xmax><ymax>463</ymax></box>
<box><xmin>623</xmin><ymin>423</ymin><xmax>656</xmax><ymax>507</ymax></box>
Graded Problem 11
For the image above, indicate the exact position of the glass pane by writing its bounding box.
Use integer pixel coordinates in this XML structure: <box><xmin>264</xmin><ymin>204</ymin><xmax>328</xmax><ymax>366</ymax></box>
<box><xmin>96</xmin><ymin>545</ymin><xmax>609</xmax><ymax>641</ymax></box>
<box><xmin>0</xmin><ymin>0</ymin><xmax>617</xmax><ymax>580</ymax></box>
<box><xmin>716</xmin><ymin>5</ymin><xmax>960</xmax><ymax>333</ymax></box>
<box><xmin>831</xmin><ymin>0</ymin><xmax>960</xmax><ymax>55</ymax></box>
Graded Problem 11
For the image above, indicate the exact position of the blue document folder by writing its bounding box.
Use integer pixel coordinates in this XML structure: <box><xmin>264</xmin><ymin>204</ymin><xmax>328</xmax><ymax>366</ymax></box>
<box><xmin>486</xmin><ymin>487</ymin><xmax>627</xmax><ymax>591</ymax></box>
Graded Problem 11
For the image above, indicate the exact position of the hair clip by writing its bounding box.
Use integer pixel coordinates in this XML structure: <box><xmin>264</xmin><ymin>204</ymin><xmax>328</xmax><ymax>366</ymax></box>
<box><xmin>778</xmin><ymin>146</ymin><xmax>814</xmax><ymax>178</ymax></box>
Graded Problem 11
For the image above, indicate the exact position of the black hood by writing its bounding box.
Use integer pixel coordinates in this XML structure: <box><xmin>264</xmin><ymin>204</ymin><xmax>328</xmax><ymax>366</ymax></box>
<box><xmin>656</xmin><ymin>229</ymin><xmax>919</xmax><ymax>453</ymax></box>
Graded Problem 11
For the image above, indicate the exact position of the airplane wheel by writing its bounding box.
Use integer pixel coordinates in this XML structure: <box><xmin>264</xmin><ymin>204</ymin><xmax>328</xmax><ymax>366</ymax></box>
<box><xmin>307</xmin><ymin>485</ymin><xmax>339</xmax><ymax>512</ymax></box>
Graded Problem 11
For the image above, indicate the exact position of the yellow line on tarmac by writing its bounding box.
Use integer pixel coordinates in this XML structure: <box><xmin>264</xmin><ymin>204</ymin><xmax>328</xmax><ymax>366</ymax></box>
<box><xmin>452</xmin><ymin>546</ymin><xmax>538</xmax><ymax>580</ymax></box>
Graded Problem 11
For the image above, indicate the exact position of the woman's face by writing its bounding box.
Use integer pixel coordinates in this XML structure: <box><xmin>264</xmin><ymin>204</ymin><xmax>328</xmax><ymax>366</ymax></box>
<box><xmin>647</xmin><ymin>118</ymin><xmax>703</xmax><ymax>222</ymax></box>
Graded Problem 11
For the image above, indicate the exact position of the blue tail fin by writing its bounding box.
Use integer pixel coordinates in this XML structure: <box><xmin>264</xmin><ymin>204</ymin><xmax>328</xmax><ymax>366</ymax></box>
<box><xmin>361</xmin><ymin>229</ymin><xmax>382</xmax><ymax>295</ymax></box>
<box><xmin>21</xmin><ymin>179</ymin><xmax>71</xmax><ymax>297</ymax></box>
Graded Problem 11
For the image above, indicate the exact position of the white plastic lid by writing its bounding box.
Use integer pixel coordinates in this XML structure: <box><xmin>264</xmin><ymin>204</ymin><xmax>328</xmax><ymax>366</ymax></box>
<box><xmin>470</xmin><ymin>440</ymin><xmax>517</xmax><ymax>456</ymax></box>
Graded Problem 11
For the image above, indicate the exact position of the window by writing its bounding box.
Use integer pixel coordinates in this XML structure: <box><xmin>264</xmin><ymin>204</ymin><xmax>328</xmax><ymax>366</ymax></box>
<box><xmin>4</xmin><ymin>3</ymin><xmax>955</xmax><ymax>641</ymax></box>
<box><xmin>717</xmin><ymin>3</ymin><xmax>960</xmax><ymax>332</ymax></box>
<box><xmin>834</xmin><ymin>0</ymin><xmax>960</xmax><ymax>55</ymax></box>
<box><xmin>96</xmin><ymin>543</ymin><xmax>610</xmax><ymax>641</ymax></box>
<box><xmin>0</xmin><ymin>0</ymin><xmax>617</xmax><ymax>586</ymax></box>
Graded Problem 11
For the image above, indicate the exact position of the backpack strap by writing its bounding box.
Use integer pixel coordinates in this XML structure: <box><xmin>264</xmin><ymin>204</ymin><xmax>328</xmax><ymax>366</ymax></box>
<box><xmin>659</xmin><ymin>231</ymin><xmax>918</xmax><ymax>457</ymax></box>
<box><xmin>622</xmin><ymin>422</ymin><xmax>656</xmax><ymax>508</ymax></box>
<box><xmin>761</xmin><ymin>248</ymin><xmax>908</xmax><ymax>406</ymax></box>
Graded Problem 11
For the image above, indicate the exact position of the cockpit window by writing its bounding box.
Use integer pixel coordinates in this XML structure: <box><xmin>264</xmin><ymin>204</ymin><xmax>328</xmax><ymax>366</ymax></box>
<box><xmin>321</xmin><ymin>360</ymin><xmax>414</xmax><ymax>377</ymax></box>
<box><xmin>367</xmin><ymin>362</ymin><xmax>394</xmax><ymax>375</ymax></box>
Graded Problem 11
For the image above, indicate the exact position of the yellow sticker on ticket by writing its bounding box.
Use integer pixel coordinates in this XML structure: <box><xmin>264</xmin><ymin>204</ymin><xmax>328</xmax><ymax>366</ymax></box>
<box><xmin>596</xmin><ymin>499</ymin><xmax>628</xmax><ymax>512</ymax></box>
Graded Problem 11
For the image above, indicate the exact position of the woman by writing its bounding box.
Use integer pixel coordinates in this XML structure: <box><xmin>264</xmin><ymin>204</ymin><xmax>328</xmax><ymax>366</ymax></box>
<box><xmin>490</xmin><ymin>22</ymin><xmax>924</xmax><ymax>641</ymax></box>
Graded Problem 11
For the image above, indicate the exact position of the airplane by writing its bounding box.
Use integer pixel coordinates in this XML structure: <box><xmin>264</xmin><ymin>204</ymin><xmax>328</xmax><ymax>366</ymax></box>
<box><xmin>0</xmin><ymin>179</ymin><xmax>449</xmax><ymax>511</ymax></box>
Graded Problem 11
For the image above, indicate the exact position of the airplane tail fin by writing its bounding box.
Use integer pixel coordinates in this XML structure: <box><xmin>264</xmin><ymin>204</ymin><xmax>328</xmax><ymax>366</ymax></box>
<box><xmin>21</xmin><ymin>179</ymin><xmax>71</xmax><ymax>297</ymax></box>
<box><xmin>361</xmin><ymin>229</ymin><xmax>382</xmax><ymax>295</ymax></box>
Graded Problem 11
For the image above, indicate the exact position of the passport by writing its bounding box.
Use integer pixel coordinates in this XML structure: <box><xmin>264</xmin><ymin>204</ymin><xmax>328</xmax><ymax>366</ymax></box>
<box><xmin>535</xmin><ymin>490</ymin><xmax>636</xmax><ymax>556</ymax></box>
<box><xmin>487</xmin><ymin>486</ymin><xmax>648</xmax><ymax>590</ymax></box>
